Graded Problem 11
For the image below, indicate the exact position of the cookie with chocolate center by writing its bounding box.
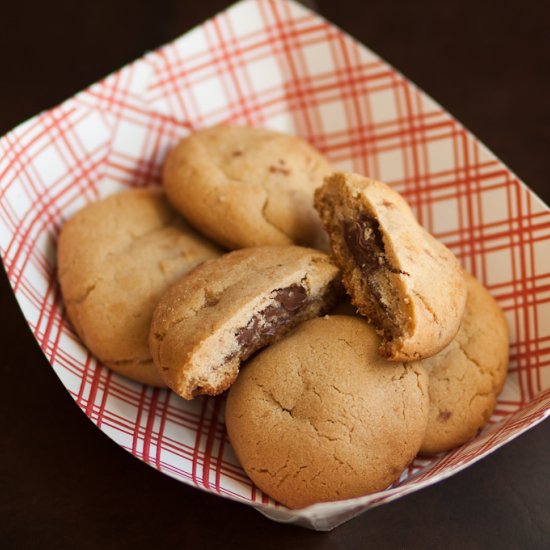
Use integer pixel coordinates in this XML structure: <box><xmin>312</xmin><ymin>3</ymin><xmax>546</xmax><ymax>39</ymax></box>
<box><xmin>314</xmin><ymin>172</ymin><xmax>467</xmax><ymax>361</ymax></box>
<box><xmin>149</xmin><ymin>246</ymin><xmax>341</xmax><ymax>399</ymax></box>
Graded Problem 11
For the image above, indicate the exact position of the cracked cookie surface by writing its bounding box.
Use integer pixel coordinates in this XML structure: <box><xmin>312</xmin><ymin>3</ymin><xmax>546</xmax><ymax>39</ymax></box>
<box><xmin>162</xmin><ymin>125</ymin><xmax>332</xmax><ymax>250</ymax></box>
<box><xmin>419</xmin><ymin>272</ymin><xmax>509</xmax><ymax>454</ymax></box>
<box><xmin>149</xmin><ymin>246</ymin><xmax>341</xmax><ymax>400</ymax></box>
<box><xmin>225</xmin><ymin>315</ymin><xmax>429</xmax><ymax>509</ymax></box>
<box><xmin>57</xmin><ymin>189</ymin><xmax>221</xmax><ymax>386</ymax></box>
<box><xmin>314</xmin><ymin>172</ymin><xmax>467</xmax><ymax>361</ymax></box>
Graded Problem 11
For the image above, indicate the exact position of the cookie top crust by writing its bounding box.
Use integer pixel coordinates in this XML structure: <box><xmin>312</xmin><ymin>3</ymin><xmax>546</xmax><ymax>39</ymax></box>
<box><xmin>420</xmin><ymin>272</ymin><xmax>509</xmax><ymax>453</ymax></box>
<box><xmin>225</xmin><ymin>315</ymin><xmax>429</xmax><ymax>509</ymax></box>
<box><xmin>162</xmin><ymin>125</ymin><xmax>333</xmax><ymax>250</ymax></box>
<box><xmin>57</xmin><ymin>189</ymin><xmax>221</xmax><ymax>386</ymax></box>
<box><xmin>314</xmin><ymin>172</ymin><xmax>467</xmax><ymax>361</ymax></box>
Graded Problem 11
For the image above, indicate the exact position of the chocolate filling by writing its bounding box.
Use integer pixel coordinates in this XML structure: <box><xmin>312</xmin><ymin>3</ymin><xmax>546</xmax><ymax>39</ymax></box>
<box><xmin>236</xmin><ymin>284</ymin><xmax>308</xmax><ymax>355</ymax></box>
<box><xmin>343</xmin><ymin>215</ymin><xmax>407</xmax><ymax>339</ymax></box>
<box><xmin>343</xmin><ymin>215</ymin><xmax>398</xmax><ymax>276</ymax></box>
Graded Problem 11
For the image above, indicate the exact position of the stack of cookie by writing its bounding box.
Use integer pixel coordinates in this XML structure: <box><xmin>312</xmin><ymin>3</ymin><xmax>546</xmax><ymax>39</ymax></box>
<box><xmin>57</xmin><ymin>126</ymin><xmax>509</xmax><ymax>509</ymax></box>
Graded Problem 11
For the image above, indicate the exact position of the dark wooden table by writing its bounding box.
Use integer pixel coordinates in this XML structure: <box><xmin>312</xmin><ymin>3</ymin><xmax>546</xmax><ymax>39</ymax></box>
<box><xmin>1</xmin><ymin>1</ymin><xmax>549</xmax><ymax>548</ymax></box>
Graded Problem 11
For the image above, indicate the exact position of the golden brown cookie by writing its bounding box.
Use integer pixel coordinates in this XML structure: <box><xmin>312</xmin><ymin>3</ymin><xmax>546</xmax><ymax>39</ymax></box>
<box><xmin>420</xmin><ymin>272</ymin><xmax>509</xmax><ymax>454</ymax></box>
<box><xmin>57</xmin><ymin>189</ymin><xmax>221</xmax><ymax>386</ymax></box>
<box><xmin>162</xmin><ymin>125</ymin><xmax>332</xmax><ymax>250</ymax></box>
<box><xmin>314</xmin><ymin>172</ymin><xmax>467</xmax><ymax>361</ymax></box>
<box><xmin>225</xmin><ymin>315</ymin><xmax>429</xmax><ymax>509</ymax></box>
<box><xmin>149</xmin><ymin>246</ymin><xmax>341</xmax><ymax>399</ymax></box>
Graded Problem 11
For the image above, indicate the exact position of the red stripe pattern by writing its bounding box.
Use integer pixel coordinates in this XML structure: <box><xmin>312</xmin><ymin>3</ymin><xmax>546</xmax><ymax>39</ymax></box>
<box><xmin>0</xmin><ymin>0</ymin><xmax>548</xmax><ymax>530</ymax></box>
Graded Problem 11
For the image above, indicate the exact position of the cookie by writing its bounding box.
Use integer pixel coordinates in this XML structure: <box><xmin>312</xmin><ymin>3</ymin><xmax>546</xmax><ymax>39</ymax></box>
<box><xmin>420</xmin><ymin>272</ymin><xmax>509</xmax><ymax>454</ymax></box>
<box><xmin>314</xmin><ymin>172</ymin><xmax>467</xmax><ymax>361</ymax></box>
<box><xmin>225</xmin><ymin>315</ymin><xmax>429</xmax><ymax>509</ymax></box>
<box><xmin>57</xmin><ymin>189</ymin><xmax>221</xmax><ymax>386</ymax></box>
<box><xmin>162</xmin><ymin>125</ymin><xmax>333</xmax><ymax>250</ymax></box>
<box><xmin>149</xmin><ymin>246</ymin><xmax>340</xmax><ymax>399</ymax></box>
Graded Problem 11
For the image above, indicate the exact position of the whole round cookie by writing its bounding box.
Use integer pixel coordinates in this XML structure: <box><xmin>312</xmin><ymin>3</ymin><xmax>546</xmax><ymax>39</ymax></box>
<box><xmin>57</xmin><ymin>189</ymin><xmax>221</xmax><ymax>386</ymax></box>
<box><xmin>150</xmin><ymin>246</ymin><xmax>341</xmax><ymax>400</ymax></box>
<box><xmin>420</xmin><ymin>272</ymin><xmax>509</xmax><ymax>454</ymax></box>
<box><xmin>314</xmin><ymin>172</ymin><xmax>467</xmax><ymax>361</ymax></box>
<box><xmin>225</xmin><ymin>315</ymin><xmax>429</xmax><ymax>509</ymax></box>
<box><xmin>162</xmin><ymin>125</ymin><xmax>333</xmax><ymax>250</ymax></box>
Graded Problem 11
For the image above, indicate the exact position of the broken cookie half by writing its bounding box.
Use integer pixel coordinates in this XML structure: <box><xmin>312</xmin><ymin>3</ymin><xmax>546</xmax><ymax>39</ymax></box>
<box><xmin>149</xmin><ymin>246</ymin><xmax>341</xmax><ymax>399</ymax></box>
<box><xmin>314</xmin><ymin>172</ymin><xmax>466</xmax><ymax>361</ymax></box>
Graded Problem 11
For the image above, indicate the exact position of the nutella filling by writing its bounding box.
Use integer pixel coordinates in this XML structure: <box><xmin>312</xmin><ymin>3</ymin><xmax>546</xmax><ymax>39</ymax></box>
<box><xmin>236</xmin><ymin>284</ymin><xmax>309</xmax><ymax>356</ymax></box>
<box><xmin>343</xmin><ymin>215</ymin><xmax>396</xmax><ymax>276</ymax></box>
<box><xmin>343</xmin><ymin>215</ymin><xmax>406</xmax><ymax>339</ymax></box>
